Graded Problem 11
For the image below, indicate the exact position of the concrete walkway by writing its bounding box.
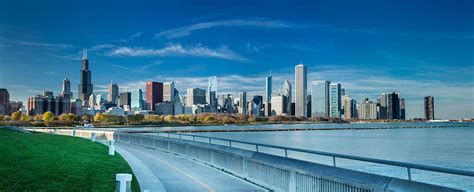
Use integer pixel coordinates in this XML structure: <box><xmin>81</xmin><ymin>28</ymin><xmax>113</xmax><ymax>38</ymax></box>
<box><xmin>115</xmin><ymin>142</ymin><xmax>266</xmax><ymax>192</ymax></box>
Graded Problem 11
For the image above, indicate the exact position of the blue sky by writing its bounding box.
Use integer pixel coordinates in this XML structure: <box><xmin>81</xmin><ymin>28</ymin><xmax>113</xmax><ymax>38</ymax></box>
<box><xmin>0</xmin><ymin>0</ymin><xmax>473</xmax><ymax>119</ymax></box>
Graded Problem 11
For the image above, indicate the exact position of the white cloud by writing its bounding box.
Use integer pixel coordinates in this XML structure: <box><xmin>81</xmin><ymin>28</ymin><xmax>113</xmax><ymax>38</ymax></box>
<box><xmin>89</xmin><ymin>44</ymin><xmax>115</xmax><ymax>51</ymax></box>
<box><xmin>13</xmin><ymin>40</ymin><xmax>73</xmax><ymax>49</ymax></box>
<box><xmin>108</xmin><ymin>43</ymin><xmax>249</xmax><ymax>61</ymax></box>
<box><xmin>155</xmin><ymin>19</ymin><xmax>292</xmax><ymax>39</ymax></box>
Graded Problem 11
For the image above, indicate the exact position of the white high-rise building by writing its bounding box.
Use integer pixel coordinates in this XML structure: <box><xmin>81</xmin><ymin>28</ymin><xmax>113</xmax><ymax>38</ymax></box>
<box><xmin>295</xmin><ymin>64</ymin><xmax>307</xmax><ymax>117</ymax></box>
<box><xmin>265</xmin><ymin>75</ymin><xmax>272</xmax><ymax>116</ymax></box>
<box><xmin>271</xmin><ymin>95</ymin><xmax>285</xmax><ymax>115</ymax></box>
<box><xmin>281</xmin><ymin>80</ymin><xmax>292</xmax><ymax>114</ymax></box>
<box><xmin>163</xmin><ymin>81</ymin><xmax>175</xmax><ymax>103</ymax></box>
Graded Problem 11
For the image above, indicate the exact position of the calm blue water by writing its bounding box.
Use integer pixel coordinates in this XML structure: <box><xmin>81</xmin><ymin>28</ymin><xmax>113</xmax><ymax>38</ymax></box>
<box><xmin>183</xmin><ymin>123</ymin><xmax>474</xmax><ymax>191</ymax></box>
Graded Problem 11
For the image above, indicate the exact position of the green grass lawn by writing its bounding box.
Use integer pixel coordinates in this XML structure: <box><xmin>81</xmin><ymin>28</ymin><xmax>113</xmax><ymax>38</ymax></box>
<box><xmin>0</xmin><ymin>128</ymin><xmax>140</xmax><ymax>191</ymax></box>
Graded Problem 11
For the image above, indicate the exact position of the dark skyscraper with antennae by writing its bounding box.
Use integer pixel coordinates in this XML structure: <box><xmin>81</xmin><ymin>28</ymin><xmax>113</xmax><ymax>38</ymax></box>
<box><xmin>78</xmin><ymin>49</ymin><xmax>93</xmax><ymax>106</ymax></box>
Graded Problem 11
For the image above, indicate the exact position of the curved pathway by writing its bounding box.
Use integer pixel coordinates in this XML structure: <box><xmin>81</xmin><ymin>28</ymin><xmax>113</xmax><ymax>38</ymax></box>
<box><xmin>115</xmin><ymin>142</ymin><xmax>266</xmax><ymax>192</ymax></box>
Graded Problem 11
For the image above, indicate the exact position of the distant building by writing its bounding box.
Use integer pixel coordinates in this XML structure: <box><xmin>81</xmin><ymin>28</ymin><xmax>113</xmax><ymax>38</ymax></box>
<box><xmin>221</xmin><ymin>94</ymin><xmax>235</xmax><ymax>113</ymax></box>
<box><xmin>424</xmin><ymin>96</ymin><xmax>434</xmax><ymax>120</ymax></box>
<box><xmin>88</xmin><ymin>94</ymin><xmax>96</xmax><ymax>108</ymax></box>
<box><xmin>155</xmin><ymin>101</ymin><xmax>174</xmax><ymax>115</ymax></box>
<box><xmin>311</xmin><ymin>80</ymin><xmax>330</xmax><ymax>117</ymax></box>
<box><xmin>146</xmin><ymin>81</ymin><xmax>163</xmax><ymax>111</ymax></box>
<box><xmin>329</xmin><ymin>83</ymin><xmax>341</xmax><ymax>118</ymax></box>
<box><xmin>238</xmin><ymin>92</ymin><xmax>247</xmax><ymax>114</ymax></box>
<box><xmin>251</xmin><ymin>95</ymin><xmax>263</xmax><ymax>117</ymax></box>
<box><xmin>271</xmin><ymin>95</ymin><xmax>285</xmax><ymax>115</ymax></box>
<box><xmin>265</xmin><ymin>75</ymin><xmax>272</xmax><ymax>116</ymax></box>
<box><xmin>106</xmin><ymin>107</ymin><xmax>125</xmax><ymax>116</ymax></box>
<box><xmin>187</xmin><ymin>88</ymin><xmax>206</xmax><ymax>106</ymax></box>
<box><xmin>107</xmin><ymin>83</ymin><xmax>119</xmax><ymax>105</ymax></box>
<box><xmin>163</xmin><ymin>81</ymin><xmax>175</xmax><ymax>103</ymax></box>
<box><xmin>78</xmin><ymin>49</ymin><xmax>93</xmax><ymax>106</ymax></box>
<box><xmin>358</xmin><ymin>98</ymin><xmax>377</xmax><ymax>119</ymax></box>
<box><xmin>0</xmin><ymin>88</ymin><xmax>10</xmax><ymax>115</ymax></box>
<box><xmin>9</xmin><ymin>101</ymin><xmax>23</xmax><ymax>114</ymax></box>
<box><xmin>295</xmin><ymin>64</ymin><xmax>307</xmax><ymax>117</ymax></box>
<box><xmin>400</xmin><ymin>98</ymin><xmax>406</xmax><ymax>120</ymax></box>
<box><xmin>174</xmin><ymin>102</ymin><xmax>184</xmax><ymax>115</ymax></box>
<box><xmin>387</xmin><ymin>92</ymin><xmax>400</xmax><ymax>119</ymax></box>
<box><xmin>342</xmin><ymin>95</ymin><xmax>356</xmax><ymax>119</ymax></box>
<box><xmin>281</xmin><ymin>80</ymin><xmax>292</xmax><ymax>114</ymax></box>
<box><xmin>131</xmin><ymin>89</ymin><xmax>144</xmax><ymax>110</ymax></box>
<box><xmin>379</xmin><ymin>93</ymin><xmax>388</xmax><ymax>119</ymax></box>
<box><xmin>119</xmin><ymin>92</ymin><xmax>131</xmax><ymax>108</ymax></box>
<box><xmin>26</xmin><ymin>91</ymin><xmax>69</xmax><ymax>116</ymax></box>
<box><xmin>207</xmin><ymin>76</ymin><xmax>218</xmax><ymax>112</ymax></box>
<box><xmin>60</xmin><ymin>78</ymin><xmax>72</xmax><ymax>113</ymax></box>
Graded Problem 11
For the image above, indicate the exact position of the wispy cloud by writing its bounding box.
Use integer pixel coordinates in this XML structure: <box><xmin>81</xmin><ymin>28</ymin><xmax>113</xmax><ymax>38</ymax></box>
<box><xmin>89</xmin><ymin>44</ymin><xmax>115</xmax><ymax>51</ymax></box>
<box><xmin>155</xmin><ymin>18</ymin><xmax>292</xmax><ymax>39</ymax></box>
<box><xmin>108</xmin><ymin>43</ymin><xmax>250</xmax><ymax>61</ymax></box>
<box><xmin>111</xmin><ymin>64</ymin><xmax>131</xmax><ymax>70</ymax></box>
<box><xmin>51</xmin><ymin>54</ymin><xmax>81</xmax><ymax>61</ymax></box>
<box><xmin>13</xmin><ymin>40</ymin><xmax>73</xmax><ymax>49</ymax></box>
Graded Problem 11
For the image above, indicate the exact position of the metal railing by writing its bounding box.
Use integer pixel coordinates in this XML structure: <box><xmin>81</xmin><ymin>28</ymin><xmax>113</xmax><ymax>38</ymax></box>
<box><xmin>150</xmin><ymin>132</ymin><xmax>474</xmax><ymax>182</ymax></box>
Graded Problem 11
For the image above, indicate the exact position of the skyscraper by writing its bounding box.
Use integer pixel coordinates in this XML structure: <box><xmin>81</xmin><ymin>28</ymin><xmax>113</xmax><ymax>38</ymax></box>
<box><xmin>163</xmin><ymin>81</ymin><xmax>175</xmax><ymax>103</ymax></box>
<box><xmin>107</xmin><ymin>82</ymin><xmax>119</xmax><ymax>105</ymax></box>
<box><xmin>146</xmin><ymin>82</ymin><xmax>163</xmax><ymax>111</ymax></box>
<box><xmin>379</xmin><ymin>93</ymin><xmax>387</xmax><ymax>119</ymax></box>
<box><xmin>295</xmin><ymin>64</ymin><xmax>307</xmax><ymax>117</ymax></box>
<box><xmin>251</xmin><ymin>95</ymin><xmax>263</xmax><ymax>117</ymax></box>
<box><xmin>0</xmin><ymin>89</ymin><xmax>9</xmax><ymax>115</ymax></box>
<box><xmin>358</xmin><ymin>98</ymin><xmax>377</xmax><ymax>119</ymax></box>
<box><xmin>387</xmin><ymin>92</ymin><xmax>400</xmax><ymax>119</ymax></box>
<box><xmin>239</xmin><ymin>92</ymin><xmax>247</xmax><ymax>114</ymax></box>
<box><xmin>78</xmin><ymin>49</ymin><xmax>93</xmax><ymax>106</ymax></box>
<box><xmin>281</xmin><ymin>80</ymin><xmax>292</xmax><ymax>114</ymax></box>
<box><xmin>208</xmin><ymin>76</ymin><xmax>218</xmax><ymax>112</ymax></box>
<box><xmin>265</xmin><ymin>75</ymin><xmax>272</xmax><ymax>116</ymax></box>
<box><xmin>400</xmin><ymin>98</ymin><xmax>406</xmax><ymax>120</ymax></box>
<box><xmin>311</xmin><ymin>80</ymin><xmax>330</xmax><ymax>117</ymax></box>
<box><xmin>342</xmin><ymin>95</ymin><xmax>354</xmax><ymax>119</ymax></box>
<box><xmin>119</xmin><ymin>92</ymin><xmax>132</xmax><ymax>108</ymax></box>
<box><xmin>271</xmin><ymin>95</ymin><xmax>285</xmax><ymax>115</ymax></box>
<box><xmin>329</xmin><ymin>83</ymin><xmax>341</xmax><ymax>118</ymax></box>
<box><xmin>186</xmin><ymin>88</ymin><xmax>206</xmax><ymax>105</ymax></box>
<box><xmin>60</xmin><ymin>78</ymin><xmax>72</xmax><ymax>113</ymax></box>
<box><xmin>131</xmin><ymin>89</ymin><xmax>144</xmax><ymax>110</ymax></box>
<box><xmin>424</xmin><ymin>96</ymin><xmax>434</xmax><ymax>120</ymax></box>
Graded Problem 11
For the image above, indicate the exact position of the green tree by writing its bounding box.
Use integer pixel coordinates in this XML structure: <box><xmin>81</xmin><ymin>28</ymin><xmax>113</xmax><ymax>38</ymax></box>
<box><xmin>11</xmin><ymin>111</ymin><xmax>22</xmax><ymax>121</ymax></box>
<box><xmin>42</xmin><ymin>112</ymin><xmax>54</xmax><ymax>122</ymax></box>
<box><xmin>59</xmin><ymin>113</ymin><xmax>75</xmax><ymax>122</ymax></box>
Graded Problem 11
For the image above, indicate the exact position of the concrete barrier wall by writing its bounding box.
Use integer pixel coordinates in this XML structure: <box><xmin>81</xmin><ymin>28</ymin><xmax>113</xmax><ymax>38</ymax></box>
<box><xmin>115</xmin><ymin>133</ymin><xmax>462</xmax><ymax>192</ymax></box>
<box><xmin>26</xmin><ymin>128</ymin><xmax>114</xmax><ymax>140</ymax></box>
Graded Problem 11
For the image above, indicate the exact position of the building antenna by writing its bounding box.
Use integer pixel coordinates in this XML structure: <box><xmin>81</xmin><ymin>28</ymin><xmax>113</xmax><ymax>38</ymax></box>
<box><xmin>82</xmin><ymin>49</ymin><xmax>88</xmax><ymax>60</ymax></box>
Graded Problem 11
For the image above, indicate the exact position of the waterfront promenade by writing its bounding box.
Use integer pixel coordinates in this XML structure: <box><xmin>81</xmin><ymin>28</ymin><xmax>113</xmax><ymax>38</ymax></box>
<box><xmin>115</xmin><ymin>142</ymin><xmax>265</xmax><ymax>192</ymax></box>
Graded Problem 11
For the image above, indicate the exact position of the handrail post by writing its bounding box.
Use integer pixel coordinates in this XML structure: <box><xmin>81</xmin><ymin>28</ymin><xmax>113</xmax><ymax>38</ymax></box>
<box><xmin>229</xmin><ymin>141</ymin><xmax>232</xmax><ymax>147</ymax></box>
<box><xmin>285</xmin><ymin>149</ymin><xmax>288</xmax><ymax>158</ymax></box>
<box><xmin>179</xmin><ymin>135</ymin><xmax>182</xmax><ymax>139</ymax></box>
<box><xmin>193</xmin><ymin>135</ymin><xmax>195</xmax><ymax>141</ymax></box>
<box><xmin>407</xmin><ymin>167</ymin><xmax>412</xmax><ymax>181</ymax></box>
<box><xmin>256</xmin><ymin>145</ymin><xmax>259</xmax><ymax>152</ymax></box>
<box><xmin>209</xmin><ymin>138</ymin><xmax>211</xmax><ymax>144</ymax></box>
<box><xmin>333</xmin><ymin>156</ymin><xmax>336</xmax><ymax>167</ymax></box>
<box><xmin>168</xmin><ymin>132</ymin><xmax>170</xmax><ymax>137</ymax></box>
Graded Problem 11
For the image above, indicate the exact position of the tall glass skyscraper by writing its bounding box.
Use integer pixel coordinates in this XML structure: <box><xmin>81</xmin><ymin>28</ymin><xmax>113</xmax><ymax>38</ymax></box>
<box><xmin>329</xmin><ymin>83</ymin><xmax>341</xmax><ymax>118</ymax></box>
<box><xmin>295</xmin><ymin>64</ymin><xmax>307</xmax><ymax>117</ymax></box>
<box><xmin>311</xmin><ymin>80</ymin><xmax>330</xmax><ymax>117</ymax></box>
<box><xmin>208</xmin><ymin>76</ymin><xmax>218</xmax><ymax>111</ymax></box>
<box><xmin>131</xmin><ymin>89</ymin><xmax>144</xmax><ymax>110</ymax></box>
<box><xmin>265</xmin><ymin>75</ymin><xmax>272</xmax><ymax>116</ymax></box>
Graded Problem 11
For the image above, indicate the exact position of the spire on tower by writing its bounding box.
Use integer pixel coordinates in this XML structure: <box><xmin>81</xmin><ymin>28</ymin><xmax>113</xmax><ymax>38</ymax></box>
<box><xmin>82</xmin><ymin>49</ymin><xmax>88</xmax><ymax>60</ymax></box>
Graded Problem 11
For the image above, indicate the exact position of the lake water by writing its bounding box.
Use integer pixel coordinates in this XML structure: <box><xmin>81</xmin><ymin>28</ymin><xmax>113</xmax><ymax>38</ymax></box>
<box><xmin>179</xmin><ymin>123</ymin><xmax>474</xmax><ymax>191</ymax></box>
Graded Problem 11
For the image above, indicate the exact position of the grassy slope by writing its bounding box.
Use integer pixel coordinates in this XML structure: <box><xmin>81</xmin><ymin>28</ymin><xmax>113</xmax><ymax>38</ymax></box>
<box><xmin>0</xmin><ymin>129</ymin><xmax>140</xmax><ymax>191</ymax></box>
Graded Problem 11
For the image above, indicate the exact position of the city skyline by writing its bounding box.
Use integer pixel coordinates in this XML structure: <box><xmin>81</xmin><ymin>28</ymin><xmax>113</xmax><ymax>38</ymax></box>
<box><xmin>0</xmin><ymin>1</ymin><xmax>473</xmax><ymax>119</ymax></box>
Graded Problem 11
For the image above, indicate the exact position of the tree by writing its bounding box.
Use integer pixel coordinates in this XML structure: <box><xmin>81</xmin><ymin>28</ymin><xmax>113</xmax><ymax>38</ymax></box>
<box><xmin>59</xmin><ymin>113</ymin><xmax>75</xmax><ymax>122</ymax></box>
<box><xmin>81</xmin><ymin>115</ymin><xmax>90</xmax><ymax>122</ymax></box>
<box><xmin>34</xmin><ymin>114</ymin><xmax>42</xmax><ymax>121</ymax></box>
<box><xmin>20</xmin><ymin>114</ymin><xmax>30</xmax><ymax>121</ymax></box>
<box><xmin>11</xmin><ymin>111</ymin><xmax>22</xmax><ymax>121</ymax></box>
<box><xmin>42</xmin><ymin>111</ymin><xmax>54</xmax><ymax>122</ymax></box>
<box><xmin>94</xmin><ymin>113</ymin><xmax>103</xmax><ymax>122</ymax></box>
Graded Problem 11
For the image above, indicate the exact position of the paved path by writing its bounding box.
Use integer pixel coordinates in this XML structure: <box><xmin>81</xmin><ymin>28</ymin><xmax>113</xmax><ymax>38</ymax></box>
<box><xmin>115</xmin><ymin>142</ymin><xmax>266</xmax><ymax>192</ymax></box>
